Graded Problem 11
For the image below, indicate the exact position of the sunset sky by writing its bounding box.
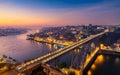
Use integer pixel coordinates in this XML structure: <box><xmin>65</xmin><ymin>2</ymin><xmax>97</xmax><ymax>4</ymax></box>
<box><xmin>0</xmin><ymin>0</ymin><xmax>120</xmax><ymax>27</ymax></box>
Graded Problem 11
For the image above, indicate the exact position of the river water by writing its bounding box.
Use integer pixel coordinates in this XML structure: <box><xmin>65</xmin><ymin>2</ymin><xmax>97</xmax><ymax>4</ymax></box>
<box><xmin>0</xmin><ymin>33</ymin><xmax>56</xmax><ymax>62</ymax></box>
<box><xmin>84</xmin><ymin>54</ymin><xmax>120</xmax><ymax>75</ymax></box>
<box><xmin>0</xmin><ymin>32</ymin><xmax>120</xmax><ymax>75</ymax></box>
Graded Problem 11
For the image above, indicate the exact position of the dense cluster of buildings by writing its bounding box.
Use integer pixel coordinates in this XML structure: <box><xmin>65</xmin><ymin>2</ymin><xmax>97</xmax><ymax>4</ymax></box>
<box><xmin>28</xmin><ymin>25</ymin><xmax>106</xmax><ymax>44</ymax></box>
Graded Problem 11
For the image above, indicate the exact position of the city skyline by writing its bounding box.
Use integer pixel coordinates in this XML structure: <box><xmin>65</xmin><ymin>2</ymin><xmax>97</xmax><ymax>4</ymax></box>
<box><xmin>0</xmin><ymin>0</ymin><xmax>120</xmax><ymax>27</ymax></box>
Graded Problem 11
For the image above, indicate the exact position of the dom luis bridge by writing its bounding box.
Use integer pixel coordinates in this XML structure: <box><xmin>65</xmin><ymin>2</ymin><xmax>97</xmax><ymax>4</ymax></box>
<box><xmin>2</xmin><ymin>29</ymin><xmax>120</xmax><ymax>75</ymax></box>
<box><xmin>11</xmin><ymin>29</ymin><xmax>111</xmax><ymax>75</ymax></box>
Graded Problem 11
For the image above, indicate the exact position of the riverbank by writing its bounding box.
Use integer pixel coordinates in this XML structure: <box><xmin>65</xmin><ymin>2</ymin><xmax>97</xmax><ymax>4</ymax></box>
<box><xmin>27</xmin><ymin>36</ymin><xmax>73</xmax><ymax>46</ymax></box>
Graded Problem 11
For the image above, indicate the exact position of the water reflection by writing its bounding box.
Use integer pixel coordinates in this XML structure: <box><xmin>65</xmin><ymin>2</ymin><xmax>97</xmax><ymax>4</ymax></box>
<box><xmin>45</xmin><ymin>43</ymin><xmax>53</xmax><ymax>51</ymax></box>
<box><xmin>91</xmin><ymin>64</ymin><xmax>96</xmax><ymax>70</ymax></box>
<box><xmin>87</xmin><ymin>55</ymin><xmax>105</xmax><ymax>75</ymax></box>
<box><xmin>94</xmin><ymin>55</ymin><xmax>104</xmax><ymax>64</ymax></box>
<box><xmin>84</xmin><ymin>54</ymin><xmax>120</xmax><ymax>75</ymax></box>
<box><xmin>17</xmin><ymin>33</ymin><xmax>27</xmax><ymax>40</ymax></box>
<box><xmin>0</xmin><ymin>33</ymin><xmax>56</xmax><ymax>62</ymax></box>
<box><xmin>115</xmin><ymin>57</ymin><xmax>120</xmax><ymax>64</ymax></box>
<box><xmin>87</xmin><ymin>70</ymin><xmax>92</xmax><ymax>75</ymax></box>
